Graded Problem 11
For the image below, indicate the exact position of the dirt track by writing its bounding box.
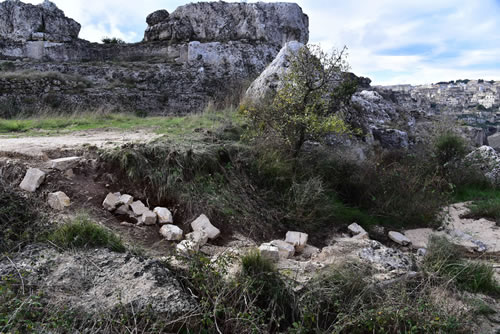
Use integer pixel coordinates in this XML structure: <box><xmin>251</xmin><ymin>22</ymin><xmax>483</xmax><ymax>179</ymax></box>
<box><xmin>0</xmin><ymin>129</ymin><xmax>162</xmax><ymax>158</ymax></box>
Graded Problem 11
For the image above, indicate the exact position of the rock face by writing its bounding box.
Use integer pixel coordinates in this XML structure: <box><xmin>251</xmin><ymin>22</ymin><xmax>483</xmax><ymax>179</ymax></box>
<box><xmin>244</xmin><ymin>41</ymin><xmax>304</xmax><ymax>104</ymax></box>
<box><xmin>143</xmin><ymin>2</ymin><xmax>309</xmax><ymax>46</ymax></box>
<box><xmin>0</xmin><ymin>0</ymin><xmax>80</xmax><ymax>42</ymax></box>
<box><xmin>465</xmin><ymin>146</ymin><xmax>500</xmax><ymax>186</ymax></box>
<box><xmin>0</xmin><ymin>245</ymin><xmax>196</xmax><ymax>317</ymax></box>
<box><xmin>0</xmin><ymin>1</ymin><xmax>309</xmax><ymax>115</ymax></box>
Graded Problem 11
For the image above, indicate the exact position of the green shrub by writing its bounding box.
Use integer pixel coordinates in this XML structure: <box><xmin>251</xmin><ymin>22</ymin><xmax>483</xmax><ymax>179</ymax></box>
<box><xmin>434</xmin><ymin>132</ymin><xmax>467</xmax><ymax>167</ymax></box>
<box><xmin>0</xmin><ymin>182</ymin><xmax>42</xmax><ymax>252</ymax></box>
<box><xmin>49</xmin><ymin>215</ymin><xmax>125</xmax><ymax>252</ymax></box>
<box><xmin>424</xmin><ymin>236</ymin><xmax>500</xmax><ymax>296</ymax></box>
<box><xmin>101</xmin><ymin>37</ymin><xmax>125</xmax><ymax>44</ymax></box>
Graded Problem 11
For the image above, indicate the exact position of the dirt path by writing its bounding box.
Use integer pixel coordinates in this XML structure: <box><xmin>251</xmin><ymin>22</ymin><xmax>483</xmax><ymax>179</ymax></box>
<box><xmin>0</xmin><ymin>129</ymin><xmax>162</xmax><ymax>158</ymax></box>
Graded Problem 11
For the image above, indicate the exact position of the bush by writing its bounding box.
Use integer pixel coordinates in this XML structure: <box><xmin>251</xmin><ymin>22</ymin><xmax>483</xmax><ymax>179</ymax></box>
<box><xmin>101</xmin><ymin>37</ymin><xmax>125</xmax><ymax>44</ymax></box>
<box><xmin>244</xmin><ymin>44</ymin><xmax>355</xmax><ymax>158</ymax></box>
<box><xmin>49</xmin><ymin>215</ymin><xmax>125</xmax><ymax>252</ymax></box>
<box><xmin>0</xmin><ymin>182</ymin><xmax>42</xmax><ymax>252</ymax></box>
<box><xmin>434</xmin><ymin>132</ymin><xmax>467</xmax><ymax>167</ymax></box>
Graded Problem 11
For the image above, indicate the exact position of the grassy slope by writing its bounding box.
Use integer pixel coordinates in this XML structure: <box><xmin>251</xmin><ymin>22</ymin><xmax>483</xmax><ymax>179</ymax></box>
<box><xmin>0</xmin><ymin>109</ymin><xmax>242</xmax><ymax>138</ymax></box>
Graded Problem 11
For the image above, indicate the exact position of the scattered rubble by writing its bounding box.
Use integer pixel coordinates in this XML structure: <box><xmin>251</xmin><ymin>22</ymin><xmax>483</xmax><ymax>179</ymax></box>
<box><xmin>19</xmin><ymin>167</ymin><xmax>45</xmax><ymax>192</ymax></box>
<box><xmin>159</xmin><ymin>224</ymin><xmax>183</xmax><ymax>241</ymax></box>
<box><xmin>102</xmin><ymin>192</ymin><xmax>121</xmax><ymax>211</ymax></box>
<box><xmin>191</xmin><ymin>214</ymin><xmax>220</xmax><ymax>240</ymax></box>
<box><xmin>47</xmin><ymin>191</ymin><xmax>70</xmax><ymax>210</ymax></box>
<box><xmin>154</xmin><ymin>207</ymin><xmax>173</xmax><ymax>224</ymax></box>
<box><xmin>285</xmin><ymin>231</ymin><xmax>308</xmax><ymax>252</ymax></box>
<box><xmin>47</xmin><ymin>156</ymin><xmax>81</xmax><ymax>171</ymax></box>
<box><xmin>388</xmin><ymin>231</ymin><xmax>412</xmax><ymax>246</ymax></box>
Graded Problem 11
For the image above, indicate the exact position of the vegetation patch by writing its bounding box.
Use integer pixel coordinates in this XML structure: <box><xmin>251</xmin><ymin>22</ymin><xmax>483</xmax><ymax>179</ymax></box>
<box><xmin>48</xmin><ymin>215</ymin><xmax>125</xmax><ymax>252</ymax></box>
<box><xmin>424</xmin><ymin>236</ymin><xmax>500</xmax><ymax>297</ymax></box>
<box><xmin>0</xmin><ymin>181</ymin><xmax>43</xmax><ymax>252</ymax></box>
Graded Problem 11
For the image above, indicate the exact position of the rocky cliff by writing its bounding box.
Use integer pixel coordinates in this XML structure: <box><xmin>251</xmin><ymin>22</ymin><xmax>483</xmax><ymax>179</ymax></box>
<box><xmin>0</xmin><ymin>0</ymin><xmax>308</xmax><ymax>114</ymax></box>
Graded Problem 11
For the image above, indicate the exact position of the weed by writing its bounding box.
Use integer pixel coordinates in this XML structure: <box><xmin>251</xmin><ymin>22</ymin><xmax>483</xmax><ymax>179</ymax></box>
<box><xmin>463</xmin><ymin>198</ymin><xmax>500</xmax><ymax>224</ymax></box>
<box><xmin>423</xmin><ymin>236</ymin><xmax>500</xmax><ymax>296</ymax></box>
<box><xmin>48</xmin><ymin>215</ymin><xmax>125</xmax><ymax>252</ymax></box>
<box><xmin>0</xmin><ymin>181</ymin><xmax>43</xmax><ymax>252</ymax></box>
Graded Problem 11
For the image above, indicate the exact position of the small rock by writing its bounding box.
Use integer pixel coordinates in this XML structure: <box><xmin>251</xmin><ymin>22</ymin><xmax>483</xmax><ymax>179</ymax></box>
<box><xmin>115</xmin><ymin>204</ymin><xmax>131</xmax><ymax>215</ymax></box>
<box><xmin>118</xmin><ymin>194</ymin><xmax>134</xmax><ymax>206</ymax></box>
<box><xmin>19</xmin><ymin>168</ymin><xmax>46</xmax><ymax>192</ymax></box>
<box><xmin>47</xmin><ymin>191</ymin><xmax>70</xmax><ymax>210</ymax></box>
<box><xmin>120</xmin><ymin>222</ymin><xmax>134</xmax><ymax>227</ymax></box>
<box><xmin>388</xmin><ymin>231</ymin><xmax>412</xmax><ymax>246</ymax></box>
<box><xmin>300</xmin><ymin>244</ymin><xmax>321</xmax><ymax>259</ymax></box>
<box><xmin>417</xmin><ymin>248</ymin><xmax>427</xmax><ymax>256</ymax></box>
<box><xmin>348</xmin><ymin>223</ymin><xmax>367</xmax><ymax>236</ymax></box>
<box><xmin>159</xmin><ymin>224</ymin><xmax>183</xmax><ymax>241</ymax></box>
<box><xmin>130</xmin><ymin>200</ymin><xmax>148</xmax><ymax>216</ymax></box>
<box><xmin>185</xmin><ymin>230</ymin><xmax>209</xmax><ymax>248</ymax></box>
<box><xmin>270</xmin><ymin>240</ymin><xmax>295</xmax><ymax>259</ymax></box>
<box><xmin>47</xmin><ymin>156</ymin><xmax>80</xmax><ymax>171</ymax></box>
<box><xmin>103</xmin><ymin>192</ymin><xmax>121</xmax><ymax>211</ymax></box>
<box><xmin>141</xmin><ymin>210</ymin><xmax>157</xmax><ymax>225</ymax></box>
<box><xmin>64</xmin><ymin>169</ymin><xmax>74</xmax><ymax>178</ymax></box>
<box><xmin>352</xmin><ymin>232</ymin><xmax>370</xmax><ymax>240</ymax></box>
<box><xmin>154</xmin><ymin>207</ymin><xmax>173</xmax><ymax>224</ymax></box>
<box><xmin>285</xmin><ymin>231</ymin><xmax>308</xmax><ymax>252</ymax></box>
<box><xmin>191</xmin><ymin>214</ymin><xmax>220</xmax><ymax>239</ymax></box>
<box><xmin>258</xmin><ymin>243</ymin><xmax>280</xmax><ymax>262</ymax></box>
<box><xmin>177</xmin><ymin>240</ymin><xmax>199</xmax><ymax>254</ymax></box>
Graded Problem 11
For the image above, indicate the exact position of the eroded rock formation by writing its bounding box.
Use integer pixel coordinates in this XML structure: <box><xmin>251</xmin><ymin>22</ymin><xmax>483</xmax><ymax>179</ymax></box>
<box><xmin>0</xmin><ymin>0</ymin><xmax>309</xmax><ymax>114</ymax></box>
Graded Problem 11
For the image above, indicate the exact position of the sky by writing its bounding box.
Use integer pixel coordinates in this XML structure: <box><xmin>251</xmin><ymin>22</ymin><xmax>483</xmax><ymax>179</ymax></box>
<box><xmin>24</xmin><ymin>0</ymin><xmax>500</xmax><ymax>85</ymax></box>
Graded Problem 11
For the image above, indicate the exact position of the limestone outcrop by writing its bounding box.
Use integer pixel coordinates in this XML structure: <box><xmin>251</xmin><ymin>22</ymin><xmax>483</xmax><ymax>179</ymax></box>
<box><xmin>0</xmin><ymin>1</ymin><xmax>310</xmax><ymax>115</ymax></box>
<box><xmin>0</xmin><ymin>0</ymin><xmax>80</xmax><ymax>42</ymax></box>
<box><xmin>143</xmin><ymin>2</ymin><xmax>309</xmax><ymax>47</ymax></box>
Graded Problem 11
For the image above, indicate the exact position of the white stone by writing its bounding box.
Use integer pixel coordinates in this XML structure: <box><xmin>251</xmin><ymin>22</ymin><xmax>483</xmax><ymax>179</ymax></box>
<box><xmin>244</xmin><ymin>41</ymin><xmax>305</xmax><ymax>104</ymax></box>
<box><xmin>130</xmin><ymin>200</ymin><xmax>148</xmax><ymax>216</ymax></box>
<box><xmin>270</xmin><ymin>240</ymin><xmax>295</xmax><ymax>259</ymax></box>
<box><xmin>177</xmin><ymin>240</ymin><xmax>199</xmax><ymax>254</ymax></box>
<box><xmin>47</xmin><ymin>191</ymin><xmax>70</xmax><ymax>210</ymax></box>
<box><xmin>191</xmin><ymin>214</ymin><xmax>220</xmax><ymax>239</ymax></box>
<box><xmin>115</xmin><ymin>204</ymin><xmax>131</xmax><ymax>215</ymax></box>
<box><xmin>185</xmin><ymin>230</ymin><xmax>209</xmax><ymax>248</ymax></box>
<box><xmin>117</xmin><ymin>194</ymin><xmax>134</xmax><ymax>206</ymax></box>
<box><xmin>352</xmin><ymin>232</ymin><xmax>370</xmax><ymax>240</ymax></box>
<box><xmin>47</xmin><ymin>156</ymin><xmax>80</xmax><ymax>170</ymax></box>
<box><xmin>19</xmin><ymin>168</ymin><xmax>46</xmax><ymax>192</ymax></box>
<box><xmin>159</xmin><ymin>224</ymin><xmax>183</xmax><ymax>241</ymax></box>
<box><xmin>102</xmin><ymin>192</ymin><xmax>121</xmax><ymax>211</ymax></box>
<box><xmin>348</xmin><ymin>223</ymin><xmax>367</xmax><ymax>236</ymax></box>
<box><xmin>154</xmin><ymin>207</ymin><xmax>173</xmax><ymax>224</ymax></box>
<box><xmin>258</xmin><ymin>243</ymin><xmax>280</xmax><ymax>262</ymax></box>
<box><xmin>141</xmin><ymin>210</ymin><xmax>157</xmax><ymax>225</ymax></box>
<box><xmin>388</xmin><ymin>231</ymin><xmax>412</xmax><ymax>246</ymax></box>
<box><xmin>285</xmin><ymin>231</ymin><xmax>308</xmax><ymax>252</ymax></box>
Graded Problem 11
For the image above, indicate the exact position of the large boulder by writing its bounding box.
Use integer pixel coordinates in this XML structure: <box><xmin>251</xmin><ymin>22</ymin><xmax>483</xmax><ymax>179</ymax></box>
<box><xmin>465</xmin><ymin>145</ymin><xmax>500</xmax><ymax>186</ymax></box>
<box><xmin>243</xmin><ymin>40</ymin><xmax>304</xmax><ymax>105</ymax></box>
<box><xmin>143</xmin><ymin>2</ymin><xmax>309</xmax><ymax>47</ymax></box>
<box><xmin>0</xmin><ymin>0</ymin><xmax>80</xmax><ymax>42</ymax></box>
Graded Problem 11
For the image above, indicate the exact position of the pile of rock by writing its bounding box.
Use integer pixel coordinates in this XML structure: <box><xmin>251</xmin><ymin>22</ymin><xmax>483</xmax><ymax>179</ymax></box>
<box><xmin>102</xmin><ymin>193</ymin><xmax>221</xmax><ymax>253</ymax></box>
<box><xmin>102</xmin><ymin>192</ymin><xmax>173</xmax><ymax>227</ymax></box>
<box><xmin>258</xmin><ymin>231</ymin><xmax>314</xmax><ymax>262</ymax></box>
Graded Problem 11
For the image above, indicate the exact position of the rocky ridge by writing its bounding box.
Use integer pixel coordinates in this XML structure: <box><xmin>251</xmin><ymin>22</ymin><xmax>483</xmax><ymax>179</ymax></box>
<box><xmin>0</xmin><ymin>0</ymin><xmax>308</xmax><ymax>114</ymax></box>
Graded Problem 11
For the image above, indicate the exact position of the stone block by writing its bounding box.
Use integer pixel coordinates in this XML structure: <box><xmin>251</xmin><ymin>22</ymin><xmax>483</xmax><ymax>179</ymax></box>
<box><xmin>19</xmin><ymin>168</ymin><xmax>46</xmax><ymax>192</ymax></box>
<box><xmin>191</xmin><ymin>214</ymin><xmax>220</xmax><ymax>239</ymax></box>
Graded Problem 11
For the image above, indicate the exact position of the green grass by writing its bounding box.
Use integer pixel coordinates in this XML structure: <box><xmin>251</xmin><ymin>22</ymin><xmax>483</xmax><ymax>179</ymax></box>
<box><xmin>424</xmin><ymin>236</ymin><xmax>500</xmax><ymax>297</ymax></box>
<box><xmin>451</xmin><ymin>186</ymin><xmax>500</xmax><ymax>223</ymax></box>
<box><xmin>0</xmin><ymin>109</ymin><xmax>243</xmax><ymax>138</ymax></box>
<box><xmin>48</xmin><ymin>215</ymin><xmax>125</xmax><ymax>252</ymax></box>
